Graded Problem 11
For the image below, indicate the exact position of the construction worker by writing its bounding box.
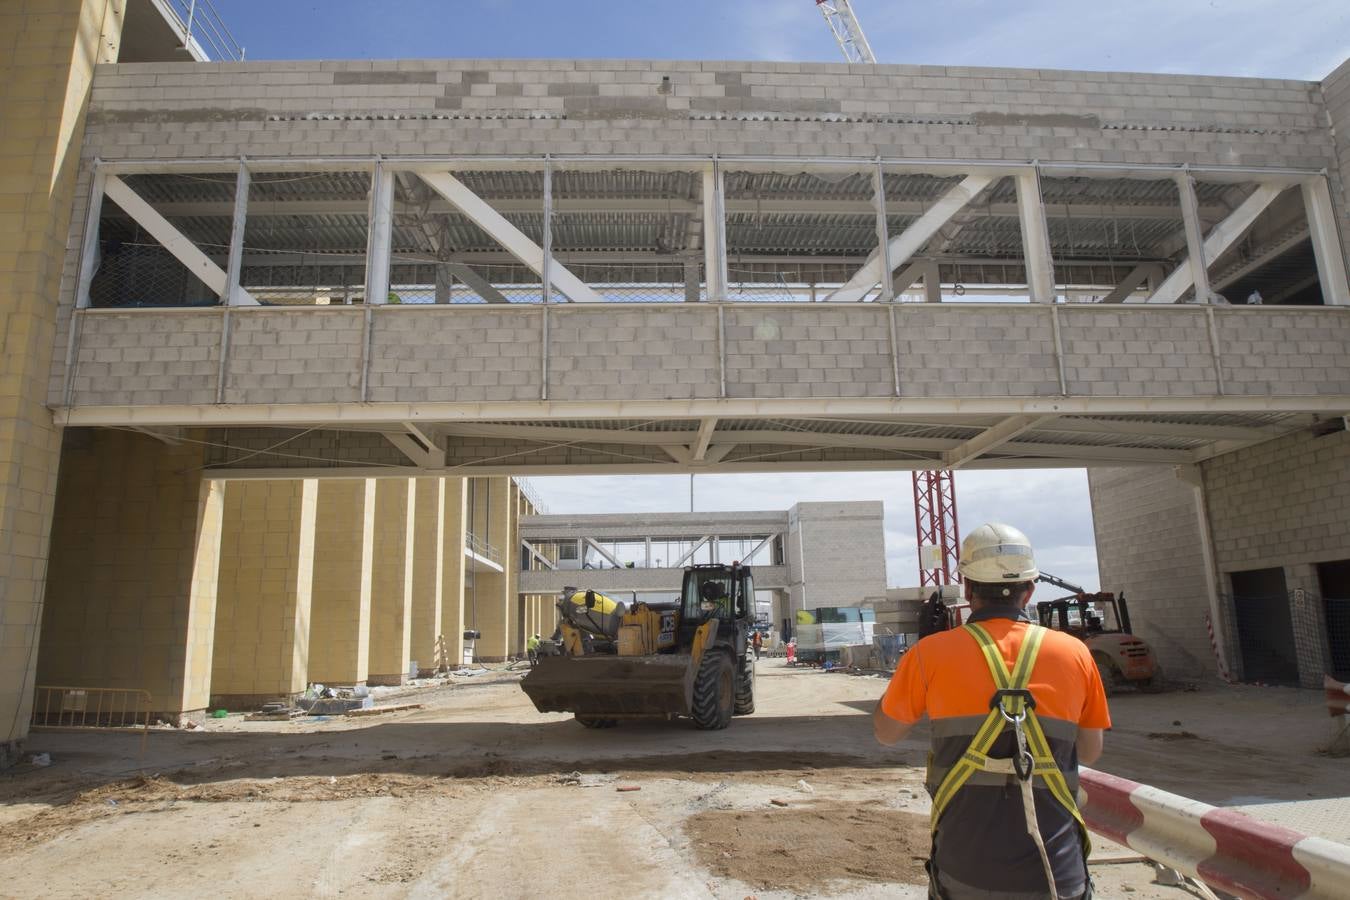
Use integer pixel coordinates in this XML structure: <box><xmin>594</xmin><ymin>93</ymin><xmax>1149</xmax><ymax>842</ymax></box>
<box><xmin>872</xmin><ymin>523</ymin><xmax>1110</xmax><ymax>900</ymax></box>
<box><xmin>526</xmin><ymin>633</ymin><xmax>541</xmax><ymax>668</ymax></box>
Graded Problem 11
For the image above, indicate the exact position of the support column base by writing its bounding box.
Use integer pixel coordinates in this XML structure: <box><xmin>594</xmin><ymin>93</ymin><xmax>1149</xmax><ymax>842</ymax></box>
<box><xmin>366</xmin><ymin>673</ymin><xmax>407</xmax><ymax>687</ymax></box>
<box><xmin>1</xmin><ymin>739</ymin><xmax>25</xmax><ymax>771</ymax></box>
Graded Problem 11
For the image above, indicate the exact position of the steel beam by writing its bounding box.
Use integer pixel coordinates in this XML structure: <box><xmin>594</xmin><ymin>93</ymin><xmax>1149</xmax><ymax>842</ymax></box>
<box><xmin>419</xmin><ymin>171</ymin><xmax>603</xmax><ymax>303</ymax></box>
<box><xmin>942</xmin><ymin>415</ymin><xmax>1049</xmax><ymax>469</ymax></box>
<box><xmin>827</xmin><ymin>175</ymin><xmax>995</xmax><ymax>302</ymax></box>
<box><xmin>365</xmin><ymin>162</ymin><xmax>395</xmax><ymax>304</ymax></box>
<box><xmin>1147</xmin><ymin>182</ymin><xmax>1287</xmax><ymax>304</ymax></box>
<box><xmin>1100</xmin><ymin>263</ymin><xmax>1165</xmax><ymax>304</ymax></box>
<box><xmin>1015</xmin><ymin>169</ymin><xmax>1056</xmax><ymax>302</ymax></box>
<box><xmin>102</xmin><ymin>174</ymin><xmax>250</xmax><ymax>300</ymax></box>
<box><xmin>703</xmin><ymin>162</ymin><xmax>728</xmax><ymax>302</ymax></box>
<box><xmin>1302</xmin><ymin>178</ymin><xmax>1350</xmax><ymax>306</ymax></box>
<box><xmin>692</xmin><ymin>417</ymin><xmax>718</xmax><ymax>461</ymax></box>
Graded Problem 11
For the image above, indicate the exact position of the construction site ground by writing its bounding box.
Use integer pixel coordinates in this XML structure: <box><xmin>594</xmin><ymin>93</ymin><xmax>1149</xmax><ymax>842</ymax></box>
<box><xmin>2</xmin><ymin>661</ymin><xmax>1347</xmax><ymax>899</ymax></box>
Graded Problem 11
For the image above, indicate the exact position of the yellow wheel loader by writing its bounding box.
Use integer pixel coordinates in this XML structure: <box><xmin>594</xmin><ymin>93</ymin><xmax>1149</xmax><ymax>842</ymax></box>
<box><xmin>520</xmin><ymin>563</ymin><xmax>756</xmax><ymax>730</ymax></box>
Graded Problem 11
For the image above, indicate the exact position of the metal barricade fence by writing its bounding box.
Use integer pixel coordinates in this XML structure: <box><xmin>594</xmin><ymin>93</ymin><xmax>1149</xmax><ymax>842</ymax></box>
<box><xmin>30</xmin><ymin>686</ymin><xmax>153</xmax><ymax>754</ymax></box>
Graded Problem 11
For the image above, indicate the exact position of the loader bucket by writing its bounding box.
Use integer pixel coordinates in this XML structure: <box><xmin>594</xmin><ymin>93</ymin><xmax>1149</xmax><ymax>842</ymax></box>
<box><xmin>520</xmin><ymin>654</ymin><xmax>696</xmax><ymax>719</ymax></box>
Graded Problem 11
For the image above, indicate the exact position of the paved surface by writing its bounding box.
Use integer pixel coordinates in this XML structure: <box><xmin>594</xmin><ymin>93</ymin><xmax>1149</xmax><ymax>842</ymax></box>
<box><xmin>1</xmin><ymin>663</ymin><xmax>1346</xmax><ymax>898</ymax></box>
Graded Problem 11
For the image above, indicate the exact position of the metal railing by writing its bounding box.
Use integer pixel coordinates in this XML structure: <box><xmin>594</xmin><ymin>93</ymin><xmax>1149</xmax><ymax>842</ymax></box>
<box><xmin>164</xmin><ymin>0</ymin><xmax>246</xmax><ymax>62</ymax></box>
<box><xmin>466</xmin><ymin>532</ymin><xmax>501</xmax><ymax>564</ymax></box>
<box><xmin>30</xmin><ymin>686</ymin><xmax>153</xmax><ymax>753</ymax></box>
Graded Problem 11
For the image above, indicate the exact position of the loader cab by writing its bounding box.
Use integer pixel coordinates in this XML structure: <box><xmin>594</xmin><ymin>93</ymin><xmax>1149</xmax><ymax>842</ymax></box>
<box><xmin>681</xmin><ymin>564</ymin><xmax>754</xmax><ymax>623</ymax></box>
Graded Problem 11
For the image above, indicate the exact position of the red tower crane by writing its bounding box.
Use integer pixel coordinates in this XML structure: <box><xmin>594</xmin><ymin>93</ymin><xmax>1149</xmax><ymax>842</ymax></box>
<box><xmin>815</xmin><ymin>1</ymin><xmax>963</xmax><ymax>586</ymax></box>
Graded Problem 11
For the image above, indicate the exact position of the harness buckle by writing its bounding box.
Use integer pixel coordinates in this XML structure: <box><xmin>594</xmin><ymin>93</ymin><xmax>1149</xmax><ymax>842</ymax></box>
<box><xmin>989</xmin><ymin>688</ymin><xmax>1036</xmax><ymax>714</ymax></box>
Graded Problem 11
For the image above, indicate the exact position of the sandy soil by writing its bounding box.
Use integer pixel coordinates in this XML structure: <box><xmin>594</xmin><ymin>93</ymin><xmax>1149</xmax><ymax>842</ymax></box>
<box><xmin>1</xmin><ymin>662</ymin><xmax>1345</xmax><ymax>899</ymax></box>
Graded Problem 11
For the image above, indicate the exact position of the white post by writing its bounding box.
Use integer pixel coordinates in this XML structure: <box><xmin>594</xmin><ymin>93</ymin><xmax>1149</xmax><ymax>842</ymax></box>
<box><xmin>1175</xmin><ymin>172</ymin><xmax>1212</xmax><ymax>304</ymax></box>
<box><xmin>1302</xmin><ymin>177</ymin><xmax>1350</xmax><ymax>306</ymax></box>
<box><xmin>75</xmin><ymin>166</ymin><xmax>107</xmax><ymax>309</ymax></box>
<box><xmin>541</xmin><ymin>157</ymin><xmax>554</xmax><ymax>304</ymax></box>
<box><xmin>225</xmin><ymin>160</ymin><xmax>250</xmax><ymax>305</ymax></box>
<box><xmin>365</xmin><ymin>161</ymin><xmax>395</xmax><ymax>304</ymax></box>
<box><xmin>1016</xmin><ymin>167</ymin><xmax>1057</xmax><ymax>303</ymax></box>
<box><xmin>703</xmin><ymin>161</ymin><xmax>728</xmax><ymax>302</ymax></box>
<box><xmin>873</xmin><ymin>160</ymin><xmax>893</xmax><ymax>301</ymax></box>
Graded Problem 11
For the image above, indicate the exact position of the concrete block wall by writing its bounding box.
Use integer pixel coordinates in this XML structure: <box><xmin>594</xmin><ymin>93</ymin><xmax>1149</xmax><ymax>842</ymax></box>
<box><xmin>39</xmin><ymin>428</ymin><xmax>224</xmax><ymax>720</ymax></box>
<box><xmin>78</xmin><ymin>59</ymin><xmax>1335</xmax><ymax>169</ymax></box>
<box><xmin>224</xmin><ymin>309</ymin><xmax>365</xmax><ymax>405</ymax></box>
<box><xmin>1090</xmin><ymin>428</ymin><xmax>1350</xmax><ymax>687</ymax></box>
<box><xmin>211</xmin><ymin>479</ymin><xmax>316</xmax><ymax>703</ymax></box>
<box><xmin>69</xmin><ymin>309</ymin><xmax>222</xmax><ymax>406</ymax></box>
<box><xmin>787</xmin><ymin>501</ymin><xmax>887</xmax><ymax>617</ymax></box>
<box><xmin>308</xmin><ymin>480</ymin><xmax>375</xmax><ymax>684</ymax></box>
<box><xmin>1203</xmin><ymin>429</ymin><xmax>1350</xmax><ymax>575</ymax></box>
<box><xmin>1086</xmin><ymin>467</ymin><xmax>1218</xmax><ymax>681</ymax></box>
<box><xmin>0</xmin><ymin>0</ymin><xmax>125</xmax><ymax>763</ymax></box>
<box><xmin>367</xmin><ymin>479</ymin><xmax>415</xmax><ymax>685</ymax></box>
<box><xmin>725</xmin><ymin>307</ymin><xmax>894</xmax><ymax>399</ymax></box>
<box><xmin>550</xmin><ymin>307</ymin><xmax>719</xmax><ymax>402</ymax></box>
<box><xmin>61</xmin><ymin>303</ymin><xmax>1350</xmax><ymax>412</ymax></box>
<box><xmin>1060</xmin><ymin>308</ymin><xmax>1218</xmax><ymax>397</ymax></box>
<box><xmin>369</xmin><ymin>307</ymin><xmax>541</xmax><ymax>403</ymax></box>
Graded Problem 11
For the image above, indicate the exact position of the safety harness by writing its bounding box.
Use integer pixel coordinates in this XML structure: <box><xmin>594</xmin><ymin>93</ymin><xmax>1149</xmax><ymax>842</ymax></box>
<box><xmin>929</xmin><ymin>621</ymin><xmax>1090</xmax><ymax>900</ymax></box>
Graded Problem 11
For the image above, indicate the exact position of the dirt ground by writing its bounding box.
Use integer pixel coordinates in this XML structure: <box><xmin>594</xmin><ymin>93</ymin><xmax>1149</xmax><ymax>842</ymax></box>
<box><xmin>2</xmin><ymin>661</ymin><xmax>1347</xmax><ymax>899</ymax></box>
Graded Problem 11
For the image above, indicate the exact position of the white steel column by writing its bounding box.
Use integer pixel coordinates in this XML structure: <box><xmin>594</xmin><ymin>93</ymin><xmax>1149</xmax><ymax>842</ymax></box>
<box><xmin>1175</xmin><ymin>172</ymin><xmax>1212</xmax><ymax>304</ymax></box>
<box><xmin>365</xmin><ymin>161</ymin><xmax>394</xmax><ymax>304</ymax></box>
<box><xmin>828</xmin><ymin>174</ymin><xmax>994</xmax><ymax>302</ymax></box>
<box><xmin>872</xmin><ymin>160</ymin><xmax>894</xmax><ymax>301</ymax></box>
<box><xmin>703</xmin><ymin>162</ymin><xmax>728</xmax><ymax>302</ymax></box>
<box><xmin>225</xmin><ymin>160</ymin><xmax>257</xmax><ymax>306</ymax></box>
<box><xmin>541</xmin><ymin>157</ymin><xmax>554</xmax><ymax>305</ymax></box>
<box><xmin>1015</xmin><ymin>167</ymin><xmax>1056</xmax><ymax>303</ymax></box>
<box><xmin>1302</xmin><ymin>177</ymin><xmax>1350</xmax><ymax>306</ymax></box>
<box><xmin>75</xmin><ymin>167</ymin><xmax>107</xmax><ymax>309</ymax></box>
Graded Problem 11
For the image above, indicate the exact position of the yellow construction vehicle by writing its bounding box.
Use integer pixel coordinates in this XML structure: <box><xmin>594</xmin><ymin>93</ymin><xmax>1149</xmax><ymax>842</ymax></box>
<box><xmin>520</xmin><ymin>563</ymin><xmax>756</xmax><ymax>729</ymax></box>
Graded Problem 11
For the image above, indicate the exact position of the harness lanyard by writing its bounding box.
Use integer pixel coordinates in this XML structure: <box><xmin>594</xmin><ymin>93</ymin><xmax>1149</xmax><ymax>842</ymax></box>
<box><xmin>928</xmin><ymin>622</ymin><xmax>1091</xmax><ymax>899</ymax></box>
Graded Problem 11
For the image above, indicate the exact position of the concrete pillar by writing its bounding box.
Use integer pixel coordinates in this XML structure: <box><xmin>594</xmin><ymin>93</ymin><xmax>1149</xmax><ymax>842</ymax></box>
<box><xmin>39</xmin><ymin>429</ymin><xmax>224</xmax><ymax>724</ymax></box>
<box><xmin>508</xmin><ymin>482</ymin><xmax>523</xmax><ymax>655</ymax></box>
<box><xmin>211</xmin><ymin>480</ymin><xmax>316</xmax><ymax>706</ymax></box>
<box><xmin>408</xmin><ymin>478</ymin><xmax>443</xmax><ymax>676</ymax></box>
<box><xmin>1287</xmin><ymin>563</ymin><xmax>1333</xmax><ymax>688</ymax></box>
<box><xmin>470</xmin><ymin>478</ymin><xmax>512</xmax><ymax>662</ymax></box>
<box><xmin>0</xmin><ymin>0</ymin><xmax>127</xmax><ymax>767</ymax></box>
<box><xmin>441</xmin><ymin>477</ymin><xmax>467</xmax><ymax>668</ymax></box>
<box><xmin>308</xmin><ymin>480</ymin><xmax>375</xmax><ymax>685</ymax></box>
<box><xmin>368</xmin><ymin>480</ymin><xmax>415</xmax><ymax>686</ymax></box>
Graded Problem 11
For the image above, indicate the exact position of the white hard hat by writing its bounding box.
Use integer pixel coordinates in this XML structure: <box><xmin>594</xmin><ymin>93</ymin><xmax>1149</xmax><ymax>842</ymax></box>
<box><xmin>958</xmin><ymin>523</ymin><xmax>1039</xmax><ymax>584</ymax></box>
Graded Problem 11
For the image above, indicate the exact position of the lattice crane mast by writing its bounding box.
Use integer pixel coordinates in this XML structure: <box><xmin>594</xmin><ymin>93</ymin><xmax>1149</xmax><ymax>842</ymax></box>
<box><xmin>815</xmin><ymin>1</ymin><xmax>963</xmax><ymax>587</ymax></box>
<box><xmin>815</xmin><ymin>0</ymin><xmax>877</xmax><ymax>64</ymax></box>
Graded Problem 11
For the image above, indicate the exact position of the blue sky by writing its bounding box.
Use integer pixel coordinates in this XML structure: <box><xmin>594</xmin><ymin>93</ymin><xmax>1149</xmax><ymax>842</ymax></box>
<box><xmin>227</xmin><ymin>0</ymin><xmax>1348</xmax><ymax>80</ymax></box>
<box><xmin>215</xmin><ymin>2</ymin><xmax>1343</xmax><ymax>590</ymax></box>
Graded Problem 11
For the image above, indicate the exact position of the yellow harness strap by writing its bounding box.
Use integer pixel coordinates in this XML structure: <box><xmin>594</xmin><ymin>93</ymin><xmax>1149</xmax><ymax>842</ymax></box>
<box><xmin>929</xmin><ymin>621</ymin><xmax>1090</xmax><ymax>856</ymax></box>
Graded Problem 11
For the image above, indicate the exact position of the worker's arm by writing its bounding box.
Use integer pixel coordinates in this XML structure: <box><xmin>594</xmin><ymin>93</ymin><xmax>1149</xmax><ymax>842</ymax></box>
<box><xmin>1076</xmin><ymin>727</ymin><xmax>1104</xmax><ymax>765</ymax></box>
<box><xmin>874</xmin><ymin>645</ymin><xmax>925</xmax><ymax>745</ymax></box>
<box><xmin>873</xmin><ymin>700</ymin><xmax>915</xmax><ymax>745</ymax></box>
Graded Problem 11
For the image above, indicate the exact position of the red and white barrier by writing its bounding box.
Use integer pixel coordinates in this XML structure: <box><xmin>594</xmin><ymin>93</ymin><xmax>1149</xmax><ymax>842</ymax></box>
<box><xmin>1080</xmin><ymin>768</ymin><xmax>1350</xmax><ymax>899</ymax></box>
<box><xmin>1206</xmin><ymin>613</ymin><xmax>1236</xmax><ymax>684</ymax></box>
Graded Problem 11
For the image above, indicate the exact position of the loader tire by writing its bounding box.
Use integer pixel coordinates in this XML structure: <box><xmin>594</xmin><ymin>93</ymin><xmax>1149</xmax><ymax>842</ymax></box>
<box><xmin>691</xmin><ymin>651</ymin><xmax>734</xmax><ymax>730</ymax></box>
<box><xmin>734</xmin><ymin>655</ymin><xmax>755</xmax><ymax>715</ymax></box>
<box><xmin>576</xmin><ymin>716</ymin><xmax>617</xmax><ymax>729</ymax></box>
<box><xmin>1092</xmin><ymin>652</ymin><xmax>1119</xmax><ymax>697</ymax></box>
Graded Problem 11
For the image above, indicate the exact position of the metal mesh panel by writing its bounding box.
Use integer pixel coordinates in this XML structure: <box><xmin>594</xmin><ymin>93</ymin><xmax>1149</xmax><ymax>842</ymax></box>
<box><xmin>241</xmin><ymin>170</ymin><xmax>369</xmax><ymax>305</ymax></box>
<box><xmin>87</xmin><ymin>237</ymin><xmax>220</xmax><ymax>308</ymax></box>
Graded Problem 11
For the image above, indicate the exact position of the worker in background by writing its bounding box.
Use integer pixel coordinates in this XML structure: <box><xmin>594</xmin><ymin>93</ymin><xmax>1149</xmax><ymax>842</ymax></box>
<box><xmin>526</xmin><ymin>633</ymin><xmax>541</xmax><ymax>668</ymax></box>
<box><xmin>872</xmin><ymin>523</ymin><xmax>1110</xmax><ymax>900</ymax></box>
<box><xmin>751</xmin><ymin>628</ymin><xmax>764</xmax><ymax>661</ymax></box>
